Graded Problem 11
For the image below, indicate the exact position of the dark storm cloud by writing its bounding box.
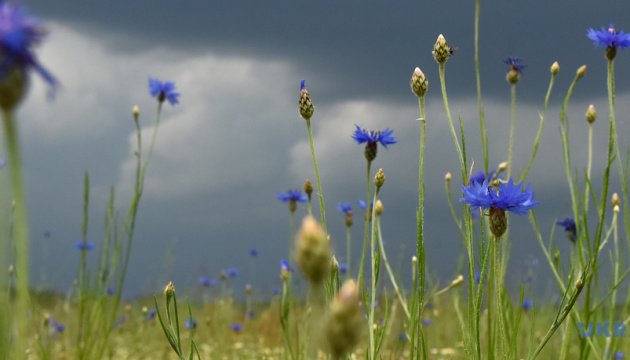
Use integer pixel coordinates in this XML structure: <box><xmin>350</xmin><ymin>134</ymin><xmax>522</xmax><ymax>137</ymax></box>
<box><xmin>29</xmin><ymin>0</ymin><xmax>630</xmax><ymax>104</ymax></box>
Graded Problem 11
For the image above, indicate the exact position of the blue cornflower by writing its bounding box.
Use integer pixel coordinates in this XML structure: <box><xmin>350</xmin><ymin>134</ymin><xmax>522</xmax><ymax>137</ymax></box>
<box><xmin>557</xmin><ymin>217</ymin><xmax>577</xmax><ymax>243</ymax></box>
<box><xmin>280</xmin><ymin>259</ymin><xmax>294</xmax><ymax>273</ymax></box>
<box><xmin>461</xmin><ymin>179</ymin><xmax>538</xmax><ymax>215</ymax></box>
<box><xmin>352</xmin><ymin>125</ymin><xmax>397</xmax><ymax>148</ymax></box>
<box><xmin>198</xmin><ymin>276</ymin><xmax>217</xmax><ymax>287</ymax></box>
<box><xmin>358</xmin><ymin>200</ymin><xmax>367</xmax><ymax>209</ymax></box>
<box><xmin>230</xmin><ymin>323</ymin><xmax>244</xmax><ymax>332</ymax></box>
<box><xmin>48</xmin><ymin>316</ymin><xmax>65</xmax><ymax>334</ymax></box>
<box><xmin>226</xmin><ymin>267</ymin><xmax>239</xmax><ymax>278</ymax></box>
<box><xmin>74</xmin><ymin>241</ymin><xmax>94</xmax><ymax>251</ymax></box>
<box><xmin>0</xmin><ymin>2</ymin><xmax>57</xmax><ymax>108</ymax></box>
<box><xmin>339</xmin><ymin>262</ymin><xmax>348</xmax><ymax>275</ymax></box>
<box><xmin>522</xmin><ymin>299</ymin><xmax>533</xmax><ymax>311</ymax></box>
<box><xmin>615</xmin><ymin>352</ymin><xmax>624</xmax><ymax>360</ymax></box>
<box><xmin>185</xmin><ymin>317</ymin><xmax>197</xmax><ymax>330</ymax></box>
<box><xmin>272</xmin><ymin>287</ymin><xmax>281</xmax><ymax>296</ymax></box>
<box><xmin>398</xmin><ymin>332</ymin><xmax>408</xmax><ymax>342</ymax></box>
<box><xmin>587</xmin><ymin>25</ymin><xmax>630</xmax><ymax>49</ymax></box>
<box><xmin>470</xmin><ymin>169</ymin><xmax>498</xmax><ymax>186</ymax></box>
<box><xmin>461</xmin><ymin>179</ymin><xmax>538</xmax><ymax>237</ymax></box>
<box><xmin>474</xmin><ymin>270</ymin><xmax>481</xmax><ymax>284</ymax></box>
<box><xmin>422</xmin><ymin>318</ymin><xmax>432</xmax><ymax>326</ymax></box>
<box><xmin>337</xmin><ymin>202</ymin><xmax>352</xmax><ymax>215</ymax></box>
<box><xmin>504</xmin><ymin>57</ymin><xmax>525</xmax><ymax>73</ymax></box>
<box><xmin>277</xmin><ymin>190</ymin><xmax>307</xmax><ymax>203</ymax></box>
<box><xmin>106</xmin><ymin>287</ymin><xmax>115</xmax><ymax>296</ymax></box>
<box><xmin>147</xmin><ymin>309</ymin><xmax>156</xmax><ymax>320</ymax></box>
<box><xmin>249</xmin><ymin>248</ymin><xmax>259</xmax><ymax>257</ymax></box>
<box><xmin>148</xmin><ymin>77</ymin><xmax>180</xmax><ymax>105</ymax></box>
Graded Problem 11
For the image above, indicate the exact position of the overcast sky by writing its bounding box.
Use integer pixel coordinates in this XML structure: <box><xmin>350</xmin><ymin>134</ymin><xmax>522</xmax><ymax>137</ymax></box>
<box><xmin>11</xmin><ymin>0</ymin><xmax>630</xmax><ymax>298</ymax></box>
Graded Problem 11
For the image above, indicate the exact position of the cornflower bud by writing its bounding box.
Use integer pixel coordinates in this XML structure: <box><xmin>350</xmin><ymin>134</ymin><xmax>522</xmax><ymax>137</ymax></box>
<box><xmin>432</xmin><ymin>34</ymin><xmax>453</xmax><ymax>64</ymax></box>
<box><xmin>576</xmin><ymin>65</ymin><xmax>587</xmax><ymax>79</ymax></box>
<box><xmin>550</xmin><ymin>61</ymin><xmax>560</xmax><ymax>75</ymax></box>
<box><xmin>410</xmin><ymin>67</ymin><xmax>428</xmax><ymax>97</ymax></box>
<box><xmin>375</xmin><ymin>168</ymin><xmax>385</xmax><ymax>189</ymax></box>
<box><xmin>374</xmin><ymin>199</ymin><xmax>384</xmax><ymax>216</ymax></box>
<box><xmin>295</xmin><ymin>216</ymin><xmax>331</xmax><ymax>284</ymax></box>
<box><xmin>298</xmin><ymin>80</ymin><xmax>315</xmax><ymax>120</ymax></box>
<box><xmin>586</xmin><ymin>104</ymin><xmax>597</xmax><ymax>124</ymax></box>
<box><xmin>611</xmin><ymin>192</ymin><xmax>620</xmax><ymax>207</ymax></box>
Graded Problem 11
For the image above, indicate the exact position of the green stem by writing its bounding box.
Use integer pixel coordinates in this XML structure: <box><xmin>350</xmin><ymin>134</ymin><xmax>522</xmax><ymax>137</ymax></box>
<box><xmin>376</xmin><ymin>217</ymin><xmax>409</xmax><ymax>319</ymax></box>
<box><xmin>474</xmin><ymin>0</ymin><xmax>488</xmax><ymax>174</ymax></box>
<box><xmin>559</xmin><ymin>72</ymin><xmax>582</xmax><ymax>227</ymax></box>
<box><xmin>305</xmin><ymin>119</ymin><xmax>327</xmax><ymax>232</ymax></box>
<box><xmin>2</xmin><ymin>110</ymin><xmax>29</xmax><ymax>359</ymax></box>
<box><xmin>438</xmin><ymin>63</ymin><xmax>466</xmax><ymax>181</ymax></box>
<box><xmin>288</xmin><ymin>211</ymin><xmax>294</xmax><ymax>261</ymax></box>
<box><xmin>368</xmin><ymin>187</ymin><xmax>379</xmax><ymax>360</ymax></box>
<box><xmin>416</xmin><ymin>95</ymin><xmax>427</xmax><ymax>354</ymax></box>
<box><xmin>507</xmin><ymin>84</ymin><xmax>516</xmax><ymax>179</ymax></box>
<box><xmin>357</xmin><ymin>160</ymin><xmax>372</xmax><ymax>292</ymax></box>
<box><xmin>584</xmin><ymin>124</ymin><xmax>593</xmax><ymax>212</ymax></box>
<box><xmin>520</xmin><ymin>72</ymin><xmax>556</xmax><ymax>182</ymax></box>
<box><xmin>345</xmin><ymin>226</ymin><xmax>351</xmax><ymax>278</ymax></box>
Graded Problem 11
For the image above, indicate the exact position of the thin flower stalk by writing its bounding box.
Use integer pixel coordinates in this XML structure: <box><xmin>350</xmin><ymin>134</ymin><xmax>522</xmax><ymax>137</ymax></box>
<box><xmin>305</xmin><ymin>118</ymin><xmax>327</xmax><ymax>233</ymax></box>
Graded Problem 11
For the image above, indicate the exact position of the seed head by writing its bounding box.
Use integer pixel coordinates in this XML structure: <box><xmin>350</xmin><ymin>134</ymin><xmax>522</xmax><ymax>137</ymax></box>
<box><xmin>432</xmin><ymin>34</ymin><xmax>453</xmax><ymax>64</ymax></box>
<box><xmin>374</xmin><ymin>199</ymin><xmax>384</xmax><ymax>216</ymax></box>
<box><xmin>295</xmin><ymin>216</ymin><xmax>331</xmax><ymax>284</ymax></box>
<box><xmin>410</xmin><ymin>67</ymin><xmax>428</xmax><ymax>97</ymax></box>
<box><xmin>298</xmin><ymin>80</ymin><xmax>315</xmax><ymax>120</ymax></box>
<box><xmin>586</xmin><ymin>104</ymin><xmax>597</xmax><ymax>124</ymax></box>
<box><xmin>612</xmin><ymin>192</ymin><xmax>620</xmax><ymax>207</ymax></box>
<box><xmin>324</xmin><ymin>280</ymin><xmax>363</xmax><ymax>358</ymax></box>
<box><xmin>375</xmin><ymin>168</ymin><xmax>385</xmax><ymax>189</ymax></box>
<box><xmin>576</xmin><ymin>65</ymin><xmax>587</xmax><ymax>79</ymax></box>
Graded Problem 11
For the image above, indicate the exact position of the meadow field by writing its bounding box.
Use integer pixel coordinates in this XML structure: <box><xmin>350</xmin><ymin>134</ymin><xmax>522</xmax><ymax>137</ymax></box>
<box><xmin>1</xmin><ymin>0</ymin><xmax>630</xmax><ymax>359</ymax></box>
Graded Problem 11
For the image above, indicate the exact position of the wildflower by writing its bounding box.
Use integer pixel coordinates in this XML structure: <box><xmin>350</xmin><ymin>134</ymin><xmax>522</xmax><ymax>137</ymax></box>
<box><xmin>587</xmin><ymin>25</ymin><xmax>630</xmax><ymax>60</ymax></box>
<box><xmin>338</xmin><ymin>202</ymin><xmax>353</xmax><ymax>227</ymax></box>
<box><xmin>504</xmin><ymin>57</ymin><xmax>525</xmax><ymax>73</ymax></box>
<box><xmin>550</xmin><ymin>61</ymin><xmax>560</xmax><ymax>75</ymax></box>
<box><xmin>198</xmin><ymin>276</ymin><xmax>217</xmax><ymax>287</ymax></box>
<box><xmin>226</xmin><ymin>267</ymin><xmax>239</xmax><ymax>278</ymax></box>
<box><xmin>106</xmin><ymin>287</ymin><xmax>115</xmax><ymax>296</ymax></box>
<box><xmin>339</xmin><ymin>262</ymin><xmax>348</xmax><ymax>275</ymax></box>
<box><xmin>398</xmin><ymin>332</ymin><xmax>409</xmax><ymax>342</ymax></box>
<box><xmin>277</xmin><ymin>190</ymin><xmax>308</xmax><ymax>213</ymax></box>
<box><xmin>615</xmin><ymin>352</ymin><xmax>624</xmax><ymax>359</ymax></box>
<box><xmin>49</xmin><ymin>318</ymin><xmax>65</xmax><ymax>333</ymax></box>
<box><xmin>74</xmin><ymin>241</ymin><xmax>94</xmax><ymax>251</ymax></box>
<box><xmin>358</xmin><ymin>200</ymin><xmax>367</xmax><ymax>209</ymax></box>
<box><xmin>352</xmin><ymin>125</ymin><xmax>397</xmax><ymax>162</ymax></box>
<box><xmin>586</xmin><ymin>104</ymin><xmax>597</xmax><ymax>124</ymax></box>
<box><xmin>460</xmin><ymin>179</ymin><xmax>539</xmax><ymax>237</ymax></box>
<box><xmin>148</xmin><ymin>77</ymin><xmax>180</xmax><ymax>105</ymax></box>
<box><xmin>0</xmin><ymin>2</ymin><xmax>57</xmax><ymax>111</ymax></box>
<box><xmin>298</xmin><ymin>80</ymin><xmax>314</xmax><ymax>120</ymax></box>
<box><xmin>522</xmin><ymin>299</ymin><xmax>533</xmax><ymax>311</ymax></box>
<box><xmin>147</xmin><ymin>309</ymin><xmax>156</xmax><ymax>320</ymax></box>
<box><xmin>185</xmin><ymin>317</ymin><xmax>197</xmax><ymax>330</ymax></box>
<box><xmin>474</xmin><ymin>270</ymin><xmax>481</xmax><ymax>284</ymax></box>
<box><xmin>249</xmin><ymin>248</ymin><xmax>258</xmax><ymax>257</ymax></box>
<box><xmin>557</xmin><ymin>218</ymin><xmax>577</xmax><ymax>243</ymax></box>
<box><xmin>374</xmin><ymin>168</ymin><xmax>385</xmax><ymax>189</ymax></box>
<box><xmin>422</xmin><ymin>318</ymin><xmax>432</xmax><ymax>326</ymax></box>
<box><xmin>230</xmin><ymin>323</ymin><xmax>244</xmax><ymax>332</ymax></box>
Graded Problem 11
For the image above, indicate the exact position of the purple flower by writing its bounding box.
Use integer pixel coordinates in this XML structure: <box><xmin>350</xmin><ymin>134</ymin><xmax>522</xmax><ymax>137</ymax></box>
<box><xmin>106</xmin><ymin>287</ymin><xmax>115</xmax><ymax>296</ymax></box>
<box><xmin>74</xmin><ymin>241</ymin><xmax>94</xmax><ymax>251</ymax></box>
<box><xmin>358</xmin><ymin>200</ymin><xmax>367</xmax><ymax>209</ymax></box>
<box><xmin>522</xmin><ymin>299</ymin><xmax>533</xmax><ymax>311</ymax></box>
<box><xmin>185</xmin><ymin>317</ymin><xmax>197</xmax><ymax>330</ymax></box>
<box><xmin>226</xmin><ymin>267</ymin><xmax>239</xmax><ymax>278</ymax></box>
<box><xmin>339</xmin><ymin>262</ymin><xmax>348</xmax><ymax>275</ymax></box>
<box><xmin>469</xmin><ymin>169</ymin><xmax>498</xmax><ymax>186</ymax></box>
<box><xmin>280</xmin><ymin>259</ymin><xmax>294</xmax><ymax>273</ymax></box>
<box><xmin>198</xmin><ymin>276</ymin><xmax>217</xmax><ymax>287</ymax></box>
<box><xmin>337</xmin><ymin>202</ymin><xmax>352</xmax><ymax>215</ymax></box>
<box><xmin>460</xmin><ymin>179</ymin><xmax>539</xmax><ymax>215</ymax></box>
<box><xmin>422</xmin><ymin>318</ymin><xmax>432</xmax><ymax>326</ymax></box>
<box><xmin>148</xmin><ymin>77</ymin><xmax>180</xmax><ymax>105</ymax></box>
<box><xmin>0</xmin><ymin>2</ymin><xmax>57</xmax><ymax>96</ymax></box>
<box><xmin>557</xmin><ymin>217</ymin><xmax>577</xmax><ymax>242</ymax></box>
<box><xmin>48</xmin><ymin>317</ymin><xmax>65</xmax><ymax>333</ymax></box>
<box><xmin>249</xmin><ymin>248</ymin><xmax>259</xmax><ymax>257</ymax></box>
<box><xmin>352</xmin><ymin>125</ymin><xmax>397</xmax><ymax>149</ymax></box>
<box><xmin>277</xmin><ymin>190</ymin><xmax>307</xmax><ymax>203</ymax></box>
<box><xmin>615</xmin><ymin>352</ymin><xmax>624</xmax><ymax>360</ymax></box>
<box><xmin>474</xmin><ymin>270</ymin><xmax>481</xmax><ymax>284</ymax></box>
<box><xmin>587</xmin><ymin>25</ymin><xmax>630</xmax><ymax>49</ymax></box>
<box><xmin>147</xmin><ymin>309</ymin><xmax>156</xmax><ymax>320</ymax></box>
<box><xmin>504</xmin><ymin>57</ymin><xmax>525</xmax><ymax>73</ymax></box>
<box><xmin>230</xmin><ymin>323</ymin><xmax>243</xmax><ymax>332</ymax></box>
